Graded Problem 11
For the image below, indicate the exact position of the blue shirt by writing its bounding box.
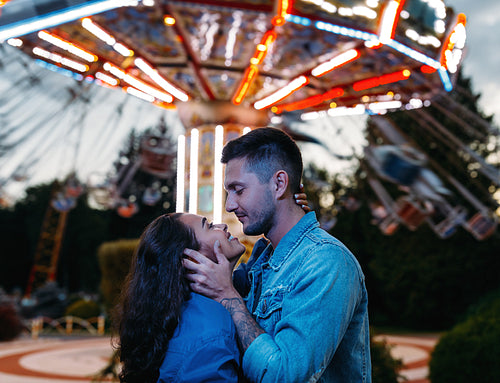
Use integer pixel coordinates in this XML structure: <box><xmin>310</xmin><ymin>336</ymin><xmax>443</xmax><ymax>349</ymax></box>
<box><xmin>157</xmin><ymin>292</ymin><xmax>241</xmax><ymax>382</ymax></box>
<box><xmin>234</xmin><ymin>212</ymin><xmax>372</xmax><ymax>382</ymax></box>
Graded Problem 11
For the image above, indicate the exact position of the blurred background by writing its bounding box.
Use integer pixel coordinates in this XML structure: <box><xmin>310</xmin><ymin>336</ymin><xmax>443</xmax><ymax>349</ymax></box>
<box><xmin>0</xmin><ymin>0</ymin><xmax>498</xmax><ymax>382</ymax></box>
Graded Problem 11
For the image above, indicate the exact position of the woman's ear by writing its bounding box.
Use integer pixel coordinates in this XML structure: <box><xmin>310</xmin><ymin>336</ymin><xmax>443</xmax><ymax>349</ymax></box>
<box><xmin>273</xmin><ymin>170</ymin><xmax>289</xmax><ymax>199</ymax></box>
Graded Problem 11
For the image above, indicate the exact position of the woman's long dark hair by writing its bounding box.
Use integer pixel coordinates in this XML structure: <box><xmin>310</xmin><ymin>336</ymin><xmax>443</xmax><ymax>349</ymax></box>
<box><xmin>113</xmin><ymin>213</ymin><xmax>200</xmax><ymax>383</ymax></box>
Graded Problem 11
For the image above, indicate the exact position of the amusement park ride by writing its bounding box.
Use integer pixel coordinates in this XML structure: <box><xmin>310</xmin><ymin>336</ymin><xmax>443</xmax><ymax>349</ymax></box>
<box><xmin>0</xmin><ymin>0</ymin><xmax>498</xmax><ymax>294</ymax></box>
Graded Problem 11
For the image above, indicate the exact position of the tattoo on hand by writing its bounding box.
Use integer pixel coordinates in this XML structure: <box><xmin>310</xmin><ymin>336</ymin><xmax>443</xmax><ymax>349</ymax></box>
<box><xmin>220</xmin><ymin>297</ymin><xmax>245</xmax><ymax>315</ymax></box>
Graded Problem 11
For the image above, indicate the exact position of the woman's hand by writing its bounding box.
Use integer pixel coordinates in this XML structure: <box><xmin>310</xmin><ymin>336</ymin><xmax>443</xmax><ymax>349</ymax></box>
<box><xmin>295</xmin><ymin>184</ymin><xmax>311</xmax><ymax>213</ymax></box>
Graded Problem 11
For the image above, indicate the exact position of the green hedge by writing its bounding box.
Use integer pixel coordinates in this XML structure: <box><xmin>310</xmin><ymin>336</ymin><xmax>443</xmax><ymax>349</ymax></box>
<box><xmin>65</xmin><ymin>299</ymin><xmax>101</xmax><ymax>319</ymax></box>
<box><xmin>97</xmin><ymin>239</ymin><xmax>138</xmax><ymax>310</ymax></box>
<box><xmin>429</xmin><ymin>290</ymin><xmax>500</xmax><ymax>383</ymax></box>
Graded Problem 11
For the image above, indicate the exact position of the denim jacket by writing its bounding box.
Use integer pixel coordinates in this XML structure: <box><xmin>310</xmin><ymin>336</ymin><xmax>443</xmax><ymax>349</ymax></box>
<box><xmin>234</xmin><ymin>212</ymin><xmax>371</xmax><ymax>383</ymax></box>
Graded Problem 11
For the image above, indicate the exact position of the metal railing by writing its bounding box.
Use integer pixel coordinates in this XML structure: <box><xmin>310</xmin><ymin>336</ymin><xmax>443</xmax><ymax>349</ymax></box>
<box><xmin>27</xmin><ymin>315</ymin><xmax>106</xmax><ymax>339</ymax></box>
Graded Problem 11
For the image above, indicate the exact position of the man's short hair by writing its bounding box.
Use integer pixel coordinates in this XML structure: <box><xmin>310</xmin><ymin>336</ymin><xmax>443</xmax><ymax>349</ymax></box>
<box><xmin>221</xmin><ymin>127</ymin><xmax>303</xmax><ymax>193</ymax></box>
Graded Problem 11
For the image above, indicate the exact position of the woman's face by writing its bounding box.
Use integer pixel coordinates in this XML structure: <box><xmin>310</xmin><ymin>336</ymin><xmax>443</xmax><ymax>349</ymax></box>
<box><xmin>179</xmin><ymin>214</ymin><xmax>246</xmax><ymax>263</ymax></box>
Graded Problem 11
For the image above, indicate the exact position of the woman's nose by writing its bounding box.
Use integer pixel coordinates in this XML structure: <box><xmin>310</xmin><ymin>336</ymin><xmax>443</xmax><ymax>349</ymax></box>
<box><xmin>213</xmin><ymin>223</ymin><xmax>228</xmax><ymax>232</ymax></box>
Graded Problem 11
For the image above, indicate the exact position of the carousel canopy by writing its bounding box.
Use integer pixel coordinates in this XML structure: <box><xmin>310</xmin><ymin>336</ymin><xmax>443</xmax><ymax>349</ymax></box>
<box><xmin>0</xmin><ymin>0</ymin><xmax>466</xmax><ymax>119</ymax></box>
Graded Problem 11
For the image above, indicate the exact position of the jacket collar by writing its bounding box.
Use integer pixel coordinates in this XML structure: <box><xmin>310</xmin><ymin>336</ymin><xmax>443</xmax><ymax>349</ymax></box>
<box><xmin>267</xmin><ymin>211</ymin><xmax>319</xmax><ymax>270</ymax></box>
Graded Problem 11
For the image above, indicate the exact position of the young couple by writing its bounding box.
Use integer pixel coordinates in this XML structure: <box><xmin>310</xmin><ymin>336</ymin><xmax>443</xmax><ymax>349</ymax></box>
<box><xmin>114</xmin><ymin>127</ymin><xmax>372</xmax><ymax>382</ymax></box>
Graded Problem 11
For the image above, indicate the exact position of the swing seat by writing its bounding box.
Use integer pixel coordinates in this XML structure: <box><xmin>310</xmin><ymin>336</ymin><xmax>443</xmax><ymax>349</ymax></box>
<box><xmin>51</xmin><ymin>194</ymin><xmax>76</xmax><ymax>212</ymax></box>
<box><xmin>379</xmin><ymin>214</ymin><xmax>399</xmax><ymax>235</ymax></box>
<box><xmin>140</xmin><ymin>136</ymin><xmax>175</xmax><ymax>178</ymax></box>
<box><xmin>380</xmin><ymin>146</ymin><xmax>426</xmax><ymax>186</ymax></box>
<box><xmin>427</xmin><ymin>205</ymin><xmax>467</xmax><ymax>239</ymax></box>
<box><xmin>395</xmin><ymin>196</ymin><xmax>432</xmax><ymax>231</ymax></box>
<box><xmin>465</xmin><ymin>212</ymin><xmax>498</xmax><ymax>241</ymax></box>
<box><xmin>142</xmin><ymin>186</ymin><xmax>162</xmax><ymax>206</ymax></box>
<box><xmin>117</xmin><ymin>201</ymin><xmax>139</xmax><ymax>218</ymax></box>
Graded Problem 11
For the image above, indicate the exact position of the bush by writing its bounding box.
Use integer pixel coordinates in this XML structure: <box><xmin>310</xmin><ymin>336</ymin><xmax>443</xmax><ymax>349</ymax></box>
<box><xmin>0</xmin><ymin>303</ymin><xmax>24</xmax><ymax>341</ymax></box>
<box><xmin>429</xmin><ymin>292</ymin><xmax>500</xmax><ymax>383</ymax></box>
<box><xmin>98</xmin><ymin>239</ymin><xmax>138</xmax><ymax>310</ymax></box>
<box><xmin>65</xmin><ymin>299</ymin><xmax>101</xmax><ymax>319</ymax></box>
<box><xmin>370</xmin><ymin>333</ymin><xmax>402</xmax><ymax>383</ymax></box>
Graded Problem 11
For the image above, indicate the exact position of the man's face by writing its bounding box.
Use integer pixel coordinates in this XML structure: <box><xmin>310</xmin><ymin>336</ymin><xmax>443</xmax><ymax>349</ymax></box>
<box><xmin>224</xmin><ymin>157</ymin><xmax>275</xmax><ymax>236</ymax></box>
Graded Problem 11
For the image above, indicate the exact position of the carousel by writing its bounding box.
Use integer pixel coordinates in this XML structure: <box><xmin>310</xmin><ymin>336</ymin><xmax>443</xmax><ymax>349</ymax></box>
<box><xmin>0</xmin><ymin>0</ymin><xmax>498</xmax><ymax>250</ymax></box>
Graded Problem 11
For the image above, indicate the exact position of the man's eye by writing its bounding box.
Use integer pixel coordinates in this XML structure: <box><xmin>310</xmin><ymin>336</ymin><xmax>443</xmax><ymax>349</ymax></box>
<box><xmin>208</xmin><ymin>222</ymin><xmax>214</xmax><ymax>229</ymax></box>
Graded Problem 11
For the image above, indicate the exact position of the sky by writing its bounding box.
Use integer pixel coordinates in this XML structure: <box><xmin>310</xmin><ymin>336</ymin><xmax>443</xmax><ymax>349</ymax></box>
<box><xmin>0</xmin><ymin>0</ymin><xmax>498</xmax><ymax>202</ymax></box>
<box><xmin>449</xmin><ymin>0</ymin><xmax>500</xmax><ymax>126</ymax></box>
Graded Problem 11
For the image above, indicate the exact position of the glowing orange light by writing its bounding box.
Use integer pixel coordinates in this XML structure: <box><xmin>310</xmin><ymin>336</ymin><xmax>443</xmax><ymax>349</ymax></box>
<box><xmin>420</xmin><ymin>65</ymin><xmax>437</xmax><ymax>74</ymax></box>
<box><xmin>248</xmin><ymin>31</ymin><xmax>276</xmax><ymax>66</ymax></box>
<box><xmin>254</xmin><ymin>76</ymin><xmax>309</xmax><ymax>110</ymax></box>
<box><xmin>272</xmin><ymin>0</ymin><xmax>291</xmax><ymax>26</ymax></box>
<box><xmin>232</xmin><ymin>65</ymin><xmax>258</xmax><ymax>105</ymax></box>
<box><xmin>353</xmin><ymin>70</ymin><xmax>411</xmax><ymax>91</ymax></box>
<box><xmin>440</xmin><ymin>13</ymin><xmax>466</xmax><ymax>72</ymax></box>
<box><xmin>164</xmin><ymin>15</ymin><xmax>176</xmax><ymax>26</ymax></box>
<box><xmin>233</xmin><ymin>30</ymin><xmax>276</xmax><ymax>105</ymax></box>
<box><xmin>275</xmin><ymin>87</ymin><xmax>344</xmax><ymax>113</ymax></box>
<box><xmin>311</xmin><ymin>49</ymin><xmax>360</xmax><ymax>77</ymax></box>
<box><xmin>367</xmin><ymin>41</ymin><xmax>383</xmax><ymax>49</ymax></box>
<box><xmin>154</xmin><ymin>101</ymin><xmax>177</xmax><ymax>110</ymax></box>
<box><xmin>257</xmin><ymin>44</ymin><xmax>267</xmax><ymax>52</ymax></box>
<box><xmin>272</xmin><ymin>16</ymin><xmax>285</xmax><ymax>26</ymax></box>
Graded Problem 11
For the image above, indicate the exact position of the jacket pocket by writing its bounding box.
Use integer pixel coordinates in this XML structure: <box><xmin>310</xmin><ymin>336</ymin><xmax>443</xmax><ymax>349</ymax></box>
<box><xmin>253</xmin><ymin>286</ymin><xmax>286</xmax><ymax>331</ymax></box>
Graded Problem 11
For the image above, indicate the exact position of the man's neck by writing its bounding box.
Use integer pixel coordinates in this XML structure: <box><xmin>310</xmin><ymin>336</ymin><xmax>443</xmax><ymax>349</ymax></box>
<box><xmin>266</xmin><ymin>203</ymin><xmax>305</xmax><ymax>247</ymax></box>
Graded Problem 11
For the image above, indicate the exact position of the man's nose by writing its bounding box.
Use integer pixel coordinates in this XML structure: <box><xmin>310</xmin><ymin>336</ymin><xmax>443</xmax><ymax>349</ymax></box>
<box><xmin>225</xmin><ymin>193</ymin><xmax>237</xmax><ymax>212</ymax></box>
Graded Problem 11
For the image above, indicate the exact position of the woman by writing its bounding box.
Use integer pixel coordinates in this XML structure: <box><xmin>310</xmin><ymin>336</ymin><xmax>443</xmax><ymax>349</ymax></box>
<box><xmin>114</xmin><ymin>212</ymin><xmax>245</xmax><ymax>383</ymax></box>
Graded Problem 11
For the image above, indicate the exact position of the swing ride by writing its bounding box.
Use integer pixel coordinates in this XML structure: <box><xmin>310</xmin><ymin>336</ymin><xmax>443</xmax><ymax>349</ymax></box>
<box><xmin>0</xmin><ymin>0</ymin><xmax>498</xmax><ymax>294</ymax></box>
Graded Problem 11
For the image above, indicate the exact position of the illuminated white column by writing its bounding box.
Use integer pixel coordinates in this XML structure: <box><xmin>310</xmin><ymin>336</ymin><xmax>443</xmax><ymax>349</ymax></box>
<box><xmin>189</xmin><ymin>128</ymin><xmax>199</xmax><ymax>214</ymax></box>
<box><xmin>176</xmin><ymin>134</ymin><xmax>185</xmax><ymax>212</ymax></box>
<box><xmin>213</xmin><ymin>125</ymin><xmax>224</xmax><ymax>223</ymax></box>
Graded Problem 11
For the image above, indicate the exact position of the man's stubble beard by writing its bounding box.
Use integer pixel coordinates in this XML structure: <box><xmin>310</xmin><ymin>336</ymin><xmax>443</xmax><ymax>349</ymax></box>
<box><xmin>243</xmin><ymin>189</ymin><xmax>275</xmax><ymax>237</ymax></box>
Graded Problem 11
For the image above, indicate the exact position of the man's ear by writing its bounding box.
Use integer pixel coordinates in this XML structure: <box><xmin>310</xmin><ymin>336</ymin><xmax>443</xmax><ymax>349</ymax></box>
<box><xmin>273</xmin><ymin>170</ymin><xmax>289</xmax><ymax>199</ymax></box>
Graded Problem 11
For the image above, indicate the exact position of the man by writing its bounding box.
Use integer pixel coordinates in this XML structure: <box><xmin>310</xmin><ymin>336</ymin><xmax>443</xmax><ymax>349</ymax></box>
<box><xmin>183</xmin><ymin>127</ymin><xmax>371</xmax><ymax>382</ymax></box>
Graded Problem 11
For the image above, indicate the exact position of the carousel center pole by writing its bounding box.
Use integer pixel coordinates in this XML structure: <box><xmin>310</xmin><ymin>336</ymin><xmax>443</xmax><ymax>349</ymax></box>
<box><xmin>174</xmin><ymin>100</ymin><xmax>269</xmax><ymax>252</ymax></box>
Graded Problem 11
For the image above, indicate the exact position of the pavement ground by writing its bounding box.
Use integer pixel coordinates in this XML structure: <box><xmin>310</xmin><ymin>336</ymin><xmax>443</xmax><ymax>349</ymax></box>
<box><xmin>0</xmin><ymin>334</ymin><xmax>439</xmax><ymax>382</ymax></box>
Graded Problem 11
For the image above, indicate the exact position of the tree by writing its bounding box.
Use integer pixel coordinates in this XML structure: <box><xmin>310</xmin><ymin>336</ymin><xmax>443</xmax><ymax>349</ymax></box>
<box><xmin>0</xmin><ymin>119</ymin><xmax>178</xmax><ymax>295</ymax></box>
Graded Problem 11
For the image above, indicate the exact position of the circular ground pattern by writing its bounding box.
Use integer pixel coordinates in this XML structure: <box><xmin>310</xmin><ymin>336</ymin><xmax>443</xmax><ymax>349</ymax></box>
<box><xmin>0</xmin><ymin>334</ymin><xmax>438</xmax><ymax>382</ymax></box>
